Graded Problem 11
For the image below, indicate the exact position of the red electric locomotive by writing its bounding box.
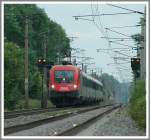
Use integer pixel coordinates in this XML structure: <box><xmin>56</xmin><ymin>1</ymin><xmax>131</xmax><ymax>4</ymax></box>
<box><xmin>49</xmin><ymin>64</ymin><xmax>106</xmax><ymax>107</ymax></box>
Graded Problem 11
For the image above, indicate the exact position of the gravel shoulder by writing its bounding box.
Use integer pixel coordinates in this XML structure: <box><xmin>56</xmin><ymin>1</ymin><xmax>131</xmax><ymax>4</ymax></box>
<box><xmin>76</xmin><ymin>106</ymin><xmax>146</xmax><ymax>136</ymax></box>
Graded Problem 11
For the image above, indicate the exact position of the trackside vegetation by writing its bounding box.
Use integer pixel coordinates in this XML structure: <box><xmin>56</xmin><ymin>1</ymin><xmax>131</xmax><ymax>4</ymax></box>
<box><xmin>129</xmin><ymin>80</ymin><xmax>146</xmax><ymax>129</ymax></box>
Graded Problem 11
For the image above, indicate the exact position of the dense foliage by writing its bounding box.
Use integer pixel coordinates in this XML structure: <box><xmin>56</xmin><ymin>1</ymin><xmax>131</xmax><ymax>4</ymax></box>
<box><xmin>4</xmin><ymin>4</ymin><xmax>70</xmax><ymax>110</ymax></box>
<box><xmin>100</xmin><ymin>73</ymin><xmax>130</xmax><ymax>104</ymax></box>
<box><xmin>100</xmin><ymin>73</ymin><xmax>120</xmax><ymax>100</ymax></box>
<box><xmin>4</xmin><ymin>42</ymin><xmax>24</xmax><ymax>109</ymax></box>
<box><xmin>129</xmin><ymin>80</ymin><xmax>146</xmax><ymax>129</ymax></box>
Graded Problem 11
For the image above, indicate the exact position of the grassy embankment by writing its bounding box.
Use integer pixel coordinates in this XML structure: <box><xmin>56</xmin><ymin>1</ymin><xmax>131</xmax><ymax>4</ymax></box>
<box><xmin>5</xmin><ymin>99</ymin><xmax>54</xmax><ymax>111</ymax></box>
<box><xmin>129</xmin><ymin>80</ymin><xmax>146</xmax><ymax>129</ymax></box>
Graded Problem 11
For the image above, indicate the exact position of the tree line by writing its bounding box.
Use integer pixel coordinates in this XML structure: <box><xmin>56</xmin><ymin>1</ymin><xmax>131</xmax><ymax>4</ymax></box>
<box><xmin>4</xmin><ymin>4</ymin><xmax>70</xmax><ymax>110</ymax></box>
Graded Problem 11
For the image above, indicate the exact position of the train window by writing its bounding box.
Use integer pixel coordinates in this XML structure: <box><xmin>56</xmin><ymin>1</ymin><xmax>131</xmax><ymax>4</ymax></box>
<box><xmin>55</xmin><ymin>70</ymin><xmax>74</xmax><ymax>83</ymax></box>
<box><xmin>82</xmin><ymin>76</ymin><xmax>101</xmax><ymax>91</ymax></box>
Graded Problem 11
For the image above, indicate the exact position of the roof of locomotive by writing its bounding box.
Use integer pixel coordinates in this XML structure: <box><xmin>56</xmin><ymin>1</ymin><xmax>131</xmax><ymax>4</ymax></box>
<box><xmin>82</xmin><ymin>72</ymin><xmax>103</xmax><ymax>87</ymax></box>
<box><xmin>51</xmin><ymin>65</ymin><xmax>80</xmax><ymax>71</ymax></box>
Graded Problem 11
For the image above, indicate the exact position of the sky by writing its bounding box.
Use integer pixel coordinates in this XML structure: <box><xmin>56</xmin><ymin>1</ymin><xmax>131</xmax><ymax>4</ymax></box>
<box><xmin>37</xmin><ymin>2</ymin><xmax>145</xmax><ymax>83</ymax></box>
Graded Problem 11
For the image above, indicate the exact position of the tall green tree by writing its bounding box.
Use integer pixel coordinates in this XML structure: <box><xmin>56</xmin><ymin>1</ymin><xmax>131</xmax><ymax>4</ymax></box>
<box><xmin>4</xmin><ymin>42</ymin><xmax>24</xmax><ymax>110</ymax></box>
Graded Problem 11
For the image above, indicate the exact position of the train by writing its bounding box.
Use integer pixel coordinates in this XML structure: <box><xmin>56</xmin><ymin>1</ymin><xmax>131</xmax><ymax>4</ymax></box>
<box><xmin>48</xmin><ymin>64</ymin><xmax>109</xmax><ymax>107</ymax></box>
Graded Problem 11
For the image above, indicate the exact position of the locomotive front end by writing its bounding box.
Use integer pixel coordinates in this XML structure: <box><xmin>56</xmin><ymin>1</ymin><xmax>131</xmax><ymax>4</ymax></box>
<box><xmin>49</xmin><ymin>65</ymin><xmax>80</xmax><ymax>107</ymax></box>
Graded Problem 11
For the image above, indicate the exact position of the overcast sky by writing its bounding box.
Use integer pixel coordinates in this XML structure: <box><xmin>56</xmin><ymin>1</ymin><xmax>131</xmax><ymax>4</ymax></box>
<box><xmin>37</xmin><ymin>2</ymin><xmax>145</xmax><ymax>82</ymax></box>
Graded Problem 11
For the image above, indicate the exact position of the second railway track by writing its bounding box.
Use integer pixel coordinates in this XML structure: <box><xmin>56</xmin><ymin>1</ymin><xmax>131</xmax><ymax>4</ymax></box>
<box><xmin>4</xmin><ymin>104</ymin><xmax>118</xmax><ymax>136</ymax></box>
<box><xmin>4</xmin><ymin>106</ymin><xmax>83</xmax><ymax>119</ymax></box>
<box><xmin>4</xmin><ymin>107</ymin><xmax>58</xmax><ymax>119</ymax></box>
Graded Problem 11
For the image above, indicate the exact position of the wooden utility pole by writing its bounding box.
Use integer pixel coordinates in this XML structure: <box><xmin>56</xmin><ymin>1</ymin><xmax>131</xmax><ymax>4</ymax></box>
<box><xmin>24</xmin><ymin>16</ymin><xmax>29</xmax><ymax>108</ymax></box>
<box><xmin>41</xmin><ymin>34</ymin><xmax>48</xmax><ymax>108</ymax></box>
<box><xmin>140</xmin><ymin>7</ymin><xmax>146</xmax><ymax>80</ymax></box>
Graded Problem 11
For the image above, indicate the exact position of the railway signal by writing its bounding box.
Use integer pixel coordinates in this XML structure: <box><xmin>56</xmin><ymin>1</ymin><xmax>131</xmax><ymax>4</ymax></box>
<box><xmin>131</xmin><ymin>58</ymin><xmax>140</xmax><ymax>78</ymax></box>
<box><xmin>131</xmin><ymin>58</ymin><xmax>140</xmax><ymax>71</ymax></box>
<box><xmin>37</xmin><ymin>58</ymin><xmax>54</xmax><ymax>69</ymax></box>
<box><xmin>37</xmin><ymin>58</ymin><xmax>47</xmax><ymax>67</ymax></box>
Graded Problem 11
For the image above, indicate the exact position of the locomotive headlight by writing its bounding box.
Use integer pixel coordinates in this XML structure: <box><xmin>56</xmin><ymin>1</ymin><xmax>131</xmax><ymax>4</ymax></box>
<box><xmin>73</xmin><ymin>84</ymin><xmax>77</xmax><ymax>88</ymax></box>
<box><xmin>51</xmin><ymin>85</ymin><xmax>55</xmax><ymax>89</ymax></box>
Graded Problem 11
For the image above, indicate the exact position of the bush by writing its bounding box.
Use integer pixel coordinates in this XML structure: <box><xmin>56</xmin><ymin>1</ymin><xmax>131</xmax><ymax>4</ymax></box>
<box><xmin>129</xmin><ymin>80</ymin><xmax>146</xmax><ymax>129</ymax></box>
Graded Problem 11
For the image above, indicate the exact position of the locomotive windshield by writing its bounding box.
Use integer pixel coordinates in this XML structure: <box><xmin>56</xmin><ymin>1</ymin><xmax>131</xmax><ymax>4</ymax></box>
<box><xmin>55</xmin><ymin>70</ymin><xmax>74</xmax><ymax>83</ymax></box>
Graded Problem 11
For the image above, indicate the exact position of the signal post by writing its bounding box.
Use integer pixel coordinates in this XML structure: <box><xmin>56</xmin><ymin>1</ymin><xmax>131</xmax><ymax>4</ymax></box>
<box><xmin>37</xmin><ymin>58</ymin><xmax>47</xmax><ymax>108</ymax></box>
<box><xmin>43</xmin><ymin>36</ymin><xmax>48</xmax><ymax>108</ymax></box>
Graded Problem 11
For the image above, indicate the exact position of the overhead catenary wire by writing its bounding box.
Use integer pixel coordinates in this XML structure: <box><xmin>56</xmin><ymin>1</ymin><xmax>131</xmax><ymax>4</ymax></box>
<box><xmin>109</xmin><ymin>39</ymin><xmax>134</xmax><ymax>42</ymax></box>
<box><xmin>93</xmin><ymin>4</ymin><xmax>132</xmax><ymax>82</ymax></box>
<box><xmin>96</xmin><ymin>4</ymin><xmax>111</xmax><ymax>44</ymax></box>
<box><xmin>73</xmin><ymin>3</ymin><xmax>137</xmax><ymax>82</ymax></box>
<box><xmin>97</xmin><ymin>48</ymin><xmax>131</xmax><ymax>51</ymax></box>
<box><xmin>73</xmin><ymin>11</ymin><xmax>135</xmax><ymax>19</ymax></box>
<box><xmin>105</xmin><ymin>28</ymin><xmax>131</xmax><ymax>37</ymax></box>
<box><xmin>107</xmin><ymin>24</ymin><xmax>141</xmax><ymax>29</ymax></box>
<box><xmin>101</xmin><ymin>37</ymin><xmax>133</xmax><ymax>40</ymax></box>
<box><xmin>113</xmin><ymin>51</ymin><xmax>132</xmax><ymax>57</ymax></box>
<box><xmin>90</xmin><ymin>4</ymin><xmax>109</xmax><ymax>42</ymax></box>
<box><xmin>91</xmin><ymin>3</ymin><xmax>111</xmax><ymax>45</ymax></box>
<box><xmin>107</xmin><ymin>4</ymin><xmax>144</xmax><ymax>14</ymax></box>
<box><xmin>109</xmin><ymin>41</ymin><xmax>136</xmax><ymax>48</ymax></box>
<box><xmin>107</xmin><ymin>61</ymin><xmax>130</xmax><ymax>65</ymax></box>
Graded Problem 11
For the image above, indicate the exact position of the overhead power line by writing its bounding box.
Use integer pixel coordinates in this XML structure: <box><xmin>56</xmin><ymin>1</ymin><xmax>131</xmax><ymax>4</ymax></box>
<box><xmin>114</xmin><ymin>51</ymin><xmax>132</xmax><ymax>57</ymax></box>
<box><xmin>101</xmin><ymin>37</ymin><xmax>132</xmax><ymax>40</ymax></box>
<box><xmin>106</xmin><ymin>25</ymin><xmax>141</xmax><ymax>29</ymax></box>
<box><xmin>112</xmin><ymin>57</ymin><xmax>130</xmax><ymax>60</ymax></box>
<box><xmin>105</xmin><ymin>28</ymin><xmax>131</xmax><ymax>37</ymax></box>
<box><xmin>91</xmin><ymin>3</ymin><xmax>110</xmax><ymax>42</ymax></box>
<box><xmin>97</xmin><ymin>48</ymin><xmax>130</xmax><ymax>51</ymax></box>
<box><xmin>107</xmin><ymin>4</ymin><xmax>144</xmax><ymax>14</ymax></box>
<box><xmin>110</xmin><ymin>41</ymin><xmax>135</xmax><ymax>48</ymax></box>
<box><xmin>107</xmin><ymin>62</ymin><xmax>130</xmax><ymax>65</ymax></box>
<box><xmin>73</xmin><ymin>11</ymin><xmax>135</xmax><ymax>19</ymax></box>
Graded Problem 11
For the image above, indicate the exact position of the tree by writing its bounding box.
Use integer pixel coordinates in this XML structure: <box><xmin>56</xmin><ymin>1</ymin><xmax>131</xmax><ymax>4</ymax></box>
<box><xmin>4</xmin><ymin>42</ymin><xmax>24</xmax><ymax>110</ymax></box>
<box><xmin>100</xmin><ymin>73</ymin><xmax>121</xmax><ymax>102</ymax></box>
<box><xmin>131</xmin><ymin>33</ymin><xmax>144</xmax><ymax>46</ymax></box>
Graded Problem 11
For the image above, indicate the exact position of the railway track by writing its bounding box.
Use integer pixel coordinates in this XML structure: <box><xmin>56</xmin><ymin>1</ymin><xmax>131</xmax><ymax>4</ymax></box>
<box><xmin>4</xmin><ymin>107</ymin><xmax>58</xmax><ymax>119</ymax></box>
<box><xmin>4</xmin><ymin>106</ymin><xmax>84</xmax><ymax>119</ymax></box>
<box><xmin>56</xmin><ymin>104</ymin><xmax>120</xmax><ymax>136</ymax></box>
<box><xmin>5</xmin><ymin>104</ymin><xmax>113</xmax><ymax>135</ymax></box>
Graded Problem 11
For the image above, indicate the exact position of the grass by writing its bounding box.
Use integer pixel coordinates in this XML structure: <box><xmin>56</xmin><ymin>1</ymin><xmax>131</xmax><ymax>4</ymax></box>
<box><xmin>129</xmin><ymin>80</ymin><xmax>146</xmax><ymax>129</ymax></box>
<box><xmin>5</xmin><ymin>98</ymin><xmax>54</xmax><ymax>111</ymax></box>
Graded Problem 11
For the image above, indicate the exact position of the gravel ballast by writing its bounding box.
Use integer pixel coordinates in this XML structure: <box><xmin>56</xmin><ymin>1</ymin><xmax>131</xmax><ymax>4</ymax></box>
<box><xmin>76</xmin><ymin>107</ymin><xmax>146</xmax><ymax>136</ymax></box>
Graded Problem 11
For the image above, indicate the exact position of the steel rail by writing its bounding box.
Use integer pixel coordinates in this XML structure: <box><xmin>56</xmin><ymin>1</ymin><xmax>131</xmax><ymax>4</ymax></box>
<box><xmin>4</xmin><ymin>104</ymin><xmax>113</xmax><ymax>135</ymax></box>
<box><xmin>56</xmin><ymin>104</ymin><xmax>121</xmax><ymax>136</ymax></box>
<box><xmin>4</xmin><ymin>107</ymin><xmax>58</xmax><ymax>119</ymax></box>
